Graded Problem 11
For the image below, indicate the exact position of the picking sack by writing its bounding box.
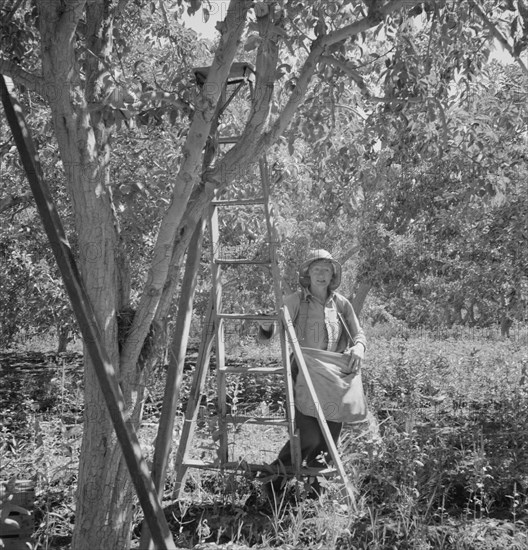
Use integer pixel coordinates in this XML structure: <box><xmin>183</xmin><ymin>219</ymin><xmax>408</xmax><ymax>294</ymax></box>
<box><xmin>295</xmin><ymin>347</ymin><xmax>368</xmax><ymax>423</ymax></box>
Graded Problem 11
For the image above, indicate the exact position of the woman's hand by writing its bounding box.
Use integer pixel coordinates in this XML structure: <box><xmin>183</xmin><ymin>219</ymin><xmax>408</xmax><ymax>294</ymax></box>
<box><xmin>343</xmin><ymin>343</ymin><xmax>364</xmax><ymax>374</ymax></box>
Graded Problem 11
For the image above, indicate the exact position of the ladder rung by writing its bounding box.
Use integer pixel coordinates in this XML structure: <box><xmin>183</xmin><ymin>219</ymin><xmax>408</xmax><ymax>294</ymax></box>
<box><xmin>265</xmin><ymin>466</ymin><xmax>338</xmax><ymax>477</ymax></box>
<box><xmin>214</xmin><ymin>258</ymin><xmax>271</xmax><ymax>265</ymax></box>
<box><xmin>225</xmin><ymin>414</ymin><xmax>288</xmax><ymax>425</ymax></box>
<box><xmin>217</xmin><ymin>313</ymin><xmax>278</xmax><ymax>321</ymax></box>
<box><xmin>212</xmin><ymin>197</ymin><xmax>266</xmax><ymax>206</ymax></box>
<box><xmin>182</xmin><ymin>459</ymin><xmax>263</xmax><ymax>471</ymax></box>
<box><xmin>218</xmin><ymin>136</ymin><xmax>242</xmax><ymax>144</ymax></box>
<box><xmin>221</xmin><ymin>365</ymin><xmax>283</xmax><ymax>374</ymax></box>
<box><xmin>182</xmin><ymin>460</ymin><xmax>337</xmax><ymax>477</ymax></box>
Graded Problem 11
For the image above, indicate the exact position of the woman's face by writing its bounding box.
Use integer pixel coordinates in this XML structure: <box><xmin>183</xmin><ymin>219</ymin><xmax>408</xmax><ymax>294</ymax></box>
<box><xmin>308</xmin><ymin>260</ymin><xmax>334</xmax><ymax>291</ymax></box>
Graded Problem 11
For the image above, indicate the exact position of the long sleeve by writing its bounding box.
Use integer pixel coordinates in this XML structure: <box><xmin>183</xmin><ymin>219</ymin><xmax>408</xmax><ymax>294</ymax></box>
<box><xmin>335</xmin><ymin>294</ymin><xmax>367</xmax><ymax>352</ymax></box>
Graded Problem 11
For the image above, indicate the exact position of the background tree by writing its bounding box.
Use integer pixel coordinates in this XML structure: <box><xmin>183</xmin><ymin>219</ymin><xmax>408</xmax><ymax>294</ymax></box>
<box><xmin>354</xmin><ymin>56</ymin><xmax>528</xmax><ymax>331</ymax></box>
<box><xmin>0</xmin><ymin>89</ymin><xmax>78</xmax><ymax>351</ymax></box>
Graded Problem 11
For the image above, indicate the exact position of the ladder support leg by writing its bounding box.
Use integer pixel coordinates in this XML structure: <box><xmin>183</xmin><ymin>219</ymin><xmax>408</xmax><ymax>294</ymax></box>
<box><xmin>282</xmin><ymin>307</ymin><xmax>357</xmax><ymax>508</ymax></box>
<box><xmin>172</xmin><ymin>297</ymin><xmax>216</xmax><ymax>499</ymax></box>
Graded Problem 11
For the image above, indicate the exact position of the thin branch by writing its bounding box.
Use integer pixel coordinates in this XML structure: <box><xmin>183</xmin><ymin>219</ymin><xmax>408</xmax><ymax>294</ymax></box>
<box><xmin>469</xmin><ymin>0</ymin><xmax>528</xmax><ymax>78</ymax></box>
<box><xmin>285</xmin><ymin>17</ymin><xmax>313</xmax><ymax>54</ymax></box>
<box><xmin>367</xmin><ymin>95</ymin><xmax>431</xmax><ymax>104</ymax></box>
<box><xmin>158</xmin><ymin>0</ymin><xmax>170</xmax><ymax>26</ymax></box>
<box><xmin>258</xmin><ymin>38</ymin><xmax>325</xmax><ymax>150</ymax></box>
<box><xmin>353</xmin><ymin>45</ymin><xmax>396</xmax><ymax>69</ymax></box>
<box><xmin>432</xmin><ymin>97</ymin><xmax>449</xmax><ymax>151</ymax></box>
<box><xmin>425</xmin><ymin>6</ymin><xmax>438</xmax><ymax>69</ymax></box>
<box><xmin>320</xmin><ymin>55</ymin><xmax>371</xmax><ymax>94</ymax></box>
<box><xmin>2</xmin><ymin>0</ymin><xmax>24</xmax><ymax>25</ymax></box>
<box><xmin>322</xmin><ymin>0</ymin><xmax>425</xmax><ymax>47</ymax></box>
<box><xmin>334</xmin><ymin>103</ymin><xmax>368</xmax><ymax>120</ymax></box>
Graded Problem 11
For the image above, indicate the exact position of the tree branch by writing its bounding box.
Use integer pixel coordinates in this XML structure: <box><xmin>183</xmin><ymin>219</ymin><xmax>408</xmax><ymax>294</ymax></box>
<box><xmin>320</xmin><ymin>55</ymin><xmax>371</xmax><ymax>94</ymax></box>
<box><xmin>322</xmin><ymin>0</ymin><xmax>425</xmax><ymax>47</ymax></box>
<box><xmin>334</xmin><ymin>103</ymin><xmax>368</xmax><ymax>120</ymax></box>
<box><xmin>153</xmin><ymin>6</ymin><xmax>283</xmax><ymax>329</ymax></box>
<box><xmin>0</xmin><ymin>60</ymin><xmax>45</xmax><ymax>95</ymax></box>
<box><xmin>120</xmin><ymin>0</ymin><xmax>252</xmax><ymax>380</ymax></box>
<box><xmin>469</xmin><ymin>0</ymin><xmax>528</xmax><ymax>78</ymax></box>
<box><xmin>154</xmin><ymin>0</ymin><xmax>434</xmax><ymax>323</ymax></box>
<box><xmin>2</xmin><ymin>0</ymin><xmax>24</xmax><ymax>25</ymax></box>
<box><xmin>152</xmin><ymin>0</ymin><xmax>432</xmax><ymax>348</ymax></box>
<box><xmin>252</xmin><ymin>0</ymin><xmax>426</xmax><ymax>155</ymax></box>
<box><xmin>209</xmin><ymin>5</ymin><xmax>281</xmax><ymax>185</ymax></box>
<box><xmin>56</xmin><ymin>0</ymin><xmax>86</xmax><ymax>40</ymax></box>
<box><xmin>257</xmin><ymin>38</ymin><xmax>325</xmax><ymax>152</ymax></box>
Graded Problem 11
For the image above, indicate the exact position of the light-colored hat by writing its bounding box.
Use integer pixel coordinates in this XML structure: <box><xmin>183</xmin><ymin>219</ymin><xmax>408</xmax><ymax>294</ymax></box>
<box><xmin>299</xmin><ymin>249</ymin><xmax>342</xmax><ymax>290</ymax></box>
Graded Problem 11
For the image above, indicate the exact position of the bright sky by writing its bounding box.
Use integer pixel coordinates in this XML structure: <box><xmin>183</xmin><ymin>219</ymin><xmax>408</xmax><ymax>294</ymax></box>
<box><xmin>181</xmin><ymin>3</ymin><xmax>222</xmax><ymax>40</ymax></box>
<box><xmin>181</xmin><ymin>7</ymin><xmax>524</xmax><ymax>69</ymax></box>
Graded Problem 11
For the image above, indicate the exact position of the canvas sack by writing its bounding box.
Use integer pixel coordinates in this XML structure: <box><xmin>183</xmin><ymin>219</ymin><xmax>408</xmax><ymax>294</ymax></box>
<box><xmin>295</xmin><ymin>347</ymin><xmax>368</xmax><ymax>423</ymax></box>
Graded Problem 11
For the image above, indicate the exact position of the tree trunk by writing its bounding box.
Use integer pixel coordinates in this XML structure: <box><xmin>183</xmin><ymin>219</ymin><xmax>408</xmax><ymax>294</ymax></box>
<box><xmin>352</xmin><ymin>282</ymin><xmax>371</xmax><ymax>316</ymax></box>
<box><xmin>37</xmin><ymin>2</ymin><xmax>140</xmax><ymax>548</ymax></box>
<box><xmin>56</xmin><ymin>325</ymin><xmax>69</xmax><ymax>354</ymax></box>
<box><xmin>500</xmin><ymin>316</ymin><xmax>513</xmax><ymax>338</ymax></box>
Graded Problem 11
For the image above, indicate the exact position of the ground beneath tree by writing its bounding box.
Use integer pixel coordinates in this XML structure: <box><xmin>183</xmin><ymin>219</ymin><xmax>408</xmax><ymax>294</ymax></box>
<box><xmin>2</xmin><ymin>348</ymin><xmax>528</xmax><ymax>550</ymax></box>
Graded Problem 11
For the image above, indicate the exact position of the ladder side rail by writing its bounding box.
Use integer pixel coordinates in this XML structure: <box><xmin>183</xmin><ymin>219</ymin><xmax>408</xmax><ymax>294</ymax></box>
<box><xmin>209</xmin><ymin>202</ymin><xmax>229</xmax><ymax>464</ymax></box>
<box><xmin>151</xmin><ymin>218</ymin><xmax>206</xmax><ymax>494</ymax></box>
<box><xmin>172</xmin><ymin>88</ymin><xmax>225</xmax><ymax>499</ymax></box>
<box><xmin>281</xmin><ymin>306</ymin><xmax>357</xmax><ymax>508</ymax></box>
<box><xmin>259</xmin><ymin>156</ymin><xmax>300</xmax><ymax>473</ymax></box>
<box><xmin>172</xmin><ymin>295</ymin><xmax>216</xmax><ymax>499</ymax></box>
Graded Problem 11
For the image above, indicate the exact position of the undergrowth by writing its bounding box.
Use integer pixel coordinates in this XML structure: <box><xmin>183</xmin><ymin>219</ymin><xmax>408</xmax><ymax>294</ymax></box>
<box><xmin>1</xmin><ymin>328</ymin><xmax>527</xmax><ymax>549</ymax></box>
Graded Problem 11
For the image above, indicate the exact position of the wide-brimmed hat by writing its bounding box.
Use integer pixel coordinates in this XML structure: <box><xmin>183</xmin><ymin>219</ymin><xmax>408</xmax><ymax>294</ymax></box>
<box><xmin>298</xmin><ymin>249</ymin><xmax>342</xmax><ymax>290</ymax></box>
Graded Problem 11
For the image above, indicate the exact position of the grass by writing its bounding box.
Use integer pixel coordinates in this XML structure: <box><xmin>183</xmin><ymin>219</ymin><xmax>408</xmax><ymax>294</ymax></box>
<box><xmin>1</xmin><ymin>325</ymin><xmax>528</xmax><ymax>548</ymax></box>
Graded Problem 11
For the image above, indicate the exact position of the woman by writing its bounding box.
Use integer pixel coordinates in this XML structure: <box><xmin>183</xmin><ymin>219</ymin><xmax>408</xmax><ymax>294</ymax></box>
<box><xmin>259</xmin><ymin>249</ymin><xmax>367</xmax><ymax>498</ymax></box>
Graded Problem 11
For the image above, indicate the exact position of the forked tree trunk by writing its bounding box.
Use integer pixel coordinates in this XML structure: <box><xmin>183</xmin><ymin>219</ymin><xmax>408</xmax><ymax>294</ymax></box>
<box><xmin>37</xmin><ymin>2</ymin><xmax>140</xmax><ymax>547</ymax></box>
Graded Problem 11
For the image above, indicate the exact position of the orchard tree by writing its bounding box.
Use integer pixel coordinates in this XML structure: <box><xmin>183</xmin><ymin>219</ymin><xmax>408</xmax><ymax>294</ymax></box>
<box><xmin>354</xmin><ymin>55</ymin><xmax>528</xmax><ymax>330</ymax></box>
<box><xmin>2</xmin><ymin>0</ymin><xmax>527</xmax><ymax>548</ymax></box>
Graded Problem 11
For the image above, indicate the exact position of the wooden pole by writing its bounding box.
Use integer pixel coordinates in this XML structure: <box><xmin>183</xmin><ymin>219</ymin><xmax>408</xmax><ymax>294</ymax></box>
<box><xmin>171</xmin><ymin>294</ymin><xmax>216</xmax><ymax>499</ymax></box>
<box><xmin>140</xmin><ymin>218</ymin><xmax>205</xmax><ymax>549</ymax></box>
<box><xmin>259</xmin><ymin>156</ymin><xmax>300</xmax><ymax>473</ymax></box>
<box><xmin>281</xmin><ymin>306</ymin><xmax>357</xmax><ymax>508</ymax></box>
<box><xmin>0</xmin><ymin>75</ymin><xmax>176</xmax><ymax>550</ymax></box>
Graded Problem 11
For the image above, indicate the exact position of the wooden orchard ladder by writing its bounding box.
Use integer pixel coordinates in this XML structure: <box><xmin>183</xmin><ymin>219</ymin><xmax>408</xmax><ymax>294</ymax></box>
<box><xmin>172</xmin><ymin>64</ymin><xmax>355</xmax><ymax>505</ymax></box>
<box><xmin>172</xmin><ymin>155</ymin><xmax>300</xmax><ymax>497</ymax></box>
<box><xmin>172</xmin><ymin>158</ymin><xmax>355</xmax><ymax>505</ymax></box>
